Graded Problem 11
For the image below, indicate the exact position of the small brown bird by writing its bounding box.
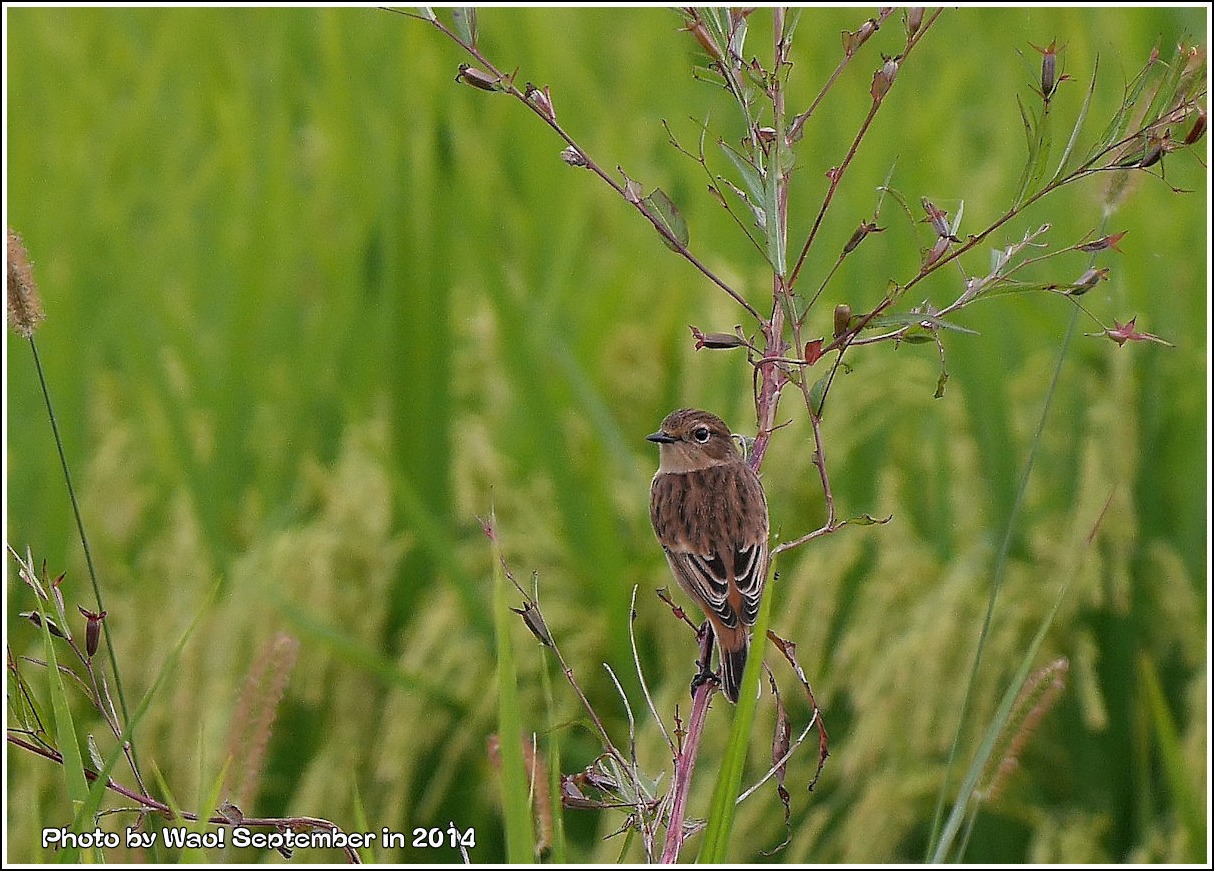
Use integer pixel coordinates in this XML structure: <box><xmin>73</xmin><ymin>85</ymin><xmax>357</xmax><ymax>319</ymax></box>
<box><xmin>648</xmin><ymin>408</ymin><xmax>769</xmax><ymax>703</ymax></box>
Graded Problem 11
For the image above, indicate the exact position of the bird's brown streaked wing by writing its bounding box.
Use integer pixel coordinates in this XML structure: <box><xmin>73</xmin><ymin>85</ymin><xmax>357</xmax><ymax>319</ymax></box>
<box><xmin>734</xmin><ymin>540</ymin><xmax>767</xmax><ymax>626</ymax></box>
<box><xmin>665</xmin><ymin>546</ymin><xmax>751</xmax><ymax>630</ymax></box>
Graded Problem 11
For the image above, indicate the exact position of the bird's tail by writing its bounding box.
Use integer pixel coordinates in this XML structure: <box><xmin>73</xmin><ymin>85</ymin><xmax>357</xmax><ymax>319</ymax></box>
<box><xmin>718</xmin><ymin>630</ymin><xmax>750</xmax><ymax>704</ymax></box>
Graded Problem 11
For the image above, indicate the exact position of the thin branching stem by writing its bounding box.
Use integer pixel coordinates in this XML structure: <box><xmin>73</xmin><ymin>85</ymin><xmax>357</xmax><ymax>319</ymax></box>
<box><xmin>629</xmin><ymin>586</ymin><xmax>676</xmax><ymax>755</ymax></box>
<box><xmin>395</xmin><ymin>8</ymin><xmax>764</xmax><ymax>323</ymax></box>
<box><xmin>786</xmin><ymin>8</ymin><xmax>944</xmax><ymax>290</ymax></box>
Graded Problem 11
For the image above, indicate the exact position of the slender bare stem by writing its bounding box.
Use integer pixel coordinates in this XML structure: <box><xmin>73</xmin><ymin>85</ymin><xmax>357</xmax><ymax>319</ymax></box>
<box><xmin>659</xmin><ymin>630</ymin><xmax>715</xmax><ymax>864</ymax></box>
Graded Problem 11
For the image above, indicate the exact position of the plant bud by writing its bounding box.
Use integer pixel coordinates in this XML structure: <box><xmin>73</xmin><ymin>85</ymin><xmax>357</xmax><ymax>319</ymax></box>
<box><xmin>511</xmin><ymin>602</ymin><xmax>554</xmax><ymax>648</ymax></box>
<box><xmin>1033</xmin><ymin>39</ymin><xmax>1061</xmax><ymax>100</ymax></box>
<box><xmin>1069</xmin><ymin>266</ymin><xmax>1110</xmax><ymax>295</ymax></box>
<box><xmin>921</xmin><ymin>198</ymin><xmax>953</xmax><ymax>238</ymax></box>
<box><xmin>685</xmin><ymin>18</ymin><xmax>724</xmax><ymax>62</ymax></box>
<box><xmin>455</xmin><ymin>64</ymin><xmax>500</xmax><ymax>92</ymax></box>
<box><xmin>1077</xmin><ymin>231</ymin><xmax>1127</xmax><ymax>253</ymax></box>
<box><xmin>833</xmin><ymin>304</ymin><xmax>853</xmax><ymax>337</ymax></box>
<box><xmin>21</xmin><ymin>611</ymin><xmax>66</xmax><ymax>639</ymax></box>
<box><xmin>871</xmin><ymin>55</ymin><xmax>898</xmax><ymax>100</ymax></box>
<box><xmin>906</xmin><ymin>7</ymin><xmax>925</xmax><ymax>38</ymax></box>
<box><xmin>843</xmin><ymin>19</ymin><xmax>878</xmax><ymax>58</ymax></box>
<box><xmin>524</xmin><ymin>83</ymin><xmax>556</xmax><ymax>123</ymax></box>
<box><xmin>922</xmin><ymin>236</ymin><xmax>951</xmax><ymax>270</ymax></box>
<box><xmin>690</xmin><ymin>325</ymin><xmax>745</xmax><ymax>350</ymax></box>
<box><xmin>78</xmin><ymin>607</ymin><xmax>107</xmax><ymax>659</ymax></box>
<box><xmin>842</xmin><ymin>219</ymin><xmax>883</xmax><ymax>255</ymax></box>
<box><xmin>1184</xmin><ymin>108</ymin><xmax>1206</xmax><ymax>146</ymax></box>
<box><xmin>560</xmin><ymin>146</ymin><xmax>588</xmax><ymax>167</ymax></box>
<box><xmin>1139</xmin><ymin>132</ymin><xmax>1168</xmax><ymax>169</ymax></box>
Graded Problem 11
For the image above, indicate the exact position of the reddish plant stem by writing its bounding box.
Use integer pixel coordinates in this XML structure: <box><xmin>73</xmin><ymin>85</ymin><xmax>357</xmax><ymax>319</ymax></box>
<box><xmin>787</xmin><ymin>8</ymin><xmax>943</xmax><ymax>292</ymax></box>
<box><xmin>659</xmin><ymin>629</ymin><xmax>715</xmax><ymax>864</ymax></box>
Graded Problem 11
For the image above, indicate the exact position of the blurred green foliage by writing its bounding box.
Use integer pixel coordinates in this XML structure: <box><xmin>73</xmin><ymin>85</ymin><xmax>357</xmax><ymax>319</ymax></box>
<box><xmin>5</xmin><ymin>6</ymin><xmax>1206</xmax><ymax>864</ymax></box>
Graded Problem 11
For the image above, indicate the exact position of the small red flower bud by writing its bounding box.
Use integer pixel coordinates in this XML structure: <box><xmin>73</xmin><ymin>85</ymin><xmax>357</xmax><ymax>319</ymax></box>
<box><xmin>1031</xmin><ymin>39</ymin><xmax>1060</xmax><ymax>100</ymax></box>
<box><xmin>78</xmin><ymin>606</ymin><xmax>107</xmax><ymax>659</ymax></box>
<box><xmin>1092</xmin><ymin>316</ymin><xmax>1173</xmax><ymax>348</ymax></box>
<box><xmin>1077</xmin><ymin>231</ymin><xmax>1127</xmax><ymax>253</ymax></box>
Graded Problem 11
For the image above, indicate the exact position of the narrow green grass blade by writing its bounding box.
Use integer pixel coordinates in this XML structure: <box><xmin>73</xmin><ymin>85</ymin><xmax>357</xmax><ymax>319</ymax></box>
<box><xmin>1138</xmin><ymin>655</ymin><xmax>1204</xmax><ymax>863</ymax></box>
<box><xmin>191</xmin><ymin>754</ymin><xmax>229</xmax><ymax>860</ymax></box>
<box><xmin>71</xmin><ymin>579</ymin><xmax>221</xmax><ymax>850</ymax></box>
<box><xmin>490</xmin><ymin>515</ymin><xmax>536</xmax><ymax>862</ymax></box>
<box><xmin>540</xmin><ymin>639</ymin><xmax>567</xmax><ymax>863</ymax></box>
<box><xmin>720</xmin><ymin>141</ymin><xmax>766</xmax><ymax>208</ymax></box>
<box><xmin>39</xmin><ymin>615</ymin><xmax>88</xmax><ymax>864</ymax></box>
<box><xmin>276</xmin><ymin>601</ymin><xmax>464</xmax><ymax>712</ymax></box>
<box><xmin>929</xmin><ymin>308</ymin><xmax>1080</xmax><ymax>862</ymax></box>
<box><xmin>394</xmin><ymin>473</ymin><xmax>492</xmax><ymax>642</ymax></box>
<box><xmin>765</xmin><ymin>139</ymin><xmax>786</xmax><ymax>276</ymax></box>
<box><xmin>697</xmin><ymin>563</ymin><xmax>775</xmax><ymax>862</ymax></box>
<box><xmin>351</xmin><ymin>784</ymin><xmax>374</xmax><ymax>863</ymax></box>
<box><xmin>151</xmin><ymin>763</ymin><xmax>207</xmax><ymax>861</ymax></box>
<box><xmin>1051</xmin><ymin>57</ymin><xmax>1099</xmax><ymax>183</ymax></box>
<box><xmin>1013</xmin><ymin>96</ymin><xmax>1037</xmax><ymax>206</ymax></box>
<box><xmin>930</xmin><ymin>571</ymin><xmax>1067</xmax><ymax>862</ymax></box>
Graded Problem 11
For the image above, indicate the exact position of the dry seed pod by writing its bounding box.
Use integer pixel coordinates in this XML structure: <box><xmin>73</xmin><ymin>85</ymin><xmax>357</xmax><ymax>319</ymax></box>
<box><xmin>455</xmin><ymin>64</ymin><xmax>500</xmax><ymax>92</ymax></box>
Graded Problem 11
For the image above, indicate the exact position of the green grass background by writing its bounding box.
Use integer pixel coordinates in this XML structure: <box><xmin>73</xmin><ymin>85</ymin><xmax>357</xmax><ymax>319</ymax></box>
<box><xmin>5</xmin><ymin>6</ymin><xmax>1207</xmax><ymax>863</ymax></box>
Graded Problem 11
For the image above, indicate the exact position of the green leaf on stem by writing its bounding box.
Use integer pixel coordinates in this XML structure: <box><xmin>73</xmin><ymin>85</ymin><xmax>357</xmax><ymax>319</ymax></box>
<box><xmin>1052</xmin><ymin>57</ymin><xmax>1099</xmax><ymax>183</ymax></box>
<box><xmin>644</xmin><ymin>188</ymin><xmax>690</xmax><ymax>250</ymax></box>
<box><xmin>719</xmin><ymin>141</ymin><xmax>766</xmax><ymax>206</ymax></box>
<box><xmin>866</xmin><ymin>313</ymin><xmax>980</xmax><ymax>335</ymax></box>
<box><xmin>451</xmin><ymin>8</ymin><xmax>477</xmax><ymax>47</ymax></box>
<box><xmin>39</xmin><ymin>609</ymin><xmax>88</xmax><ymax>862</ymax></box>
<box><xmin>489</xmin><ymin>512</ymin><xmax>536</xmax><ymax>862</ymax></box>
<box><xmin>808</xmin><ymin>372</ymin><xmax>829</xmax><ymax>416</ymax></box>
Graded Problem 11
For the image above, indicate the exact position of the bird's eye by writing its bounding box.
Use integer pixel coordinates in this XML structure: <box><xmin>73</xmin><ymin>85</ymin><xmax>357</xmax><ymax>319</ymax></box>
<box><xmin>693</xmin><ymin>426</ymin><xmax>711</xmax><ymax>444</ymax></box>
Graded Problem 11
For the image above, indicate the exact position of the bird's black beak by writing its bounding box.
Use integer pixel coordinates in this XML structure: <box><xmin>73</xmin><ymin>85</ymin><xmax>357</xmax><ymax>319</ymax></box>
<box><xmin>646</xmin><ymin>430</ymin><xmax>677</xmax><ymax>444</ymax></box>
